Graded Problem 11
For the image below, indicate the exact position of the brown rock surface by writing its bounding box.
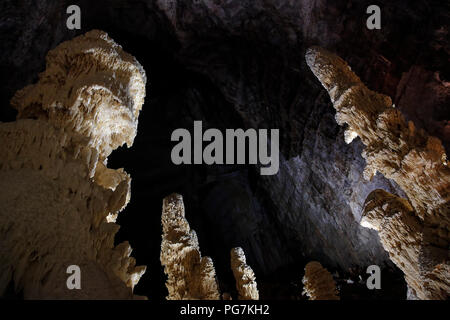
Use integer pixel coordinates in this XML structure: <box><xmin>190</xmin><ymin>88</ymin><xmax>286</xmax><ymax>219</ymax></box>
<box><xmin>230</xmin><ymin>247</ymin><xmax>259</xmax><ymax>300</ymax></box>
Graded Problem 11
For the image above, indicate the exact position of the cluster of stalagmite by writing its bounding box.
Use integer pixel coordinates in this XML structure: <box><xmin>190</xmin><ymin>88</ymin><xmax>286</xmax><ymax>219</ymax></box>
<box><xmin>302</xmin><ymin>261</ymin><xmax>339</xmax><ymax>300</ymax></box>
<box><xmin>0</xmin><ymin>30</ymin><xmax>146</xmax><ymax>299</ymax></box>
<box><xmin>230</xmin><ymin>247</ymin><xmax>259</xmax><ymax>300</ymax></box>
<box><xmin>306</xmin><ymin>46</ymin><xmax>449</xmax><ymax>300</ymax></box>
<box><xmin>160</xmin><ymin>194</ymin><xmax>259</xmax><ymax>300</ymax></box>
<box><xmin>160</xmin><ymin>193</ymin><xmax>221</xmax><ymax>300</ymax></box>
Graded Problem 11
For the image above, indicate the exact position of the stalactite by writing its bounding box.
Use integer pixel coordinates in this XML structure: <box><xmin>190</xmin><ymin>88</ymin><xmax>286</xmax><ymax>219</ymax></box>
<box><xmin>306</xmin><ymin>46</ymin><xmax>449</xmax><ymax>300</ymax></box>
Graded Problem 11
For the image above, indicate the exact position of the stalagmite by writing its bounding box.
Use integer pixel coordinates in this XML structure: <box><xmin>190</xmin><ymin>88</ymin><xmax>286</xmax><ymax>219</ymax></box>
<box><xmin>302</xmin><ymin>261</ymin><xmax>339</xmax><ymax>300</ymax></box>
<box><xmin>306</xmin><ymin>46</ymin><xmax>449</xmax><ymax>300</ymax></box>
<box><xmin>160</xmin><ymin>193</ymin><xmax>221</xmax><ymax>300</ymax></box>
<box><xmin>230</xmin><ymin>247</ymin><xmax>259</xmax><ymax>300</ymax></box>
<box><xmin>361</xmin><ymin>189</ymin><xmax>449</xmax><ymax>299</ymax></box>
<box><xmin>0</xmin><ymin>30</ymin><xmax>146</xmax><ymax>299</ymax></box>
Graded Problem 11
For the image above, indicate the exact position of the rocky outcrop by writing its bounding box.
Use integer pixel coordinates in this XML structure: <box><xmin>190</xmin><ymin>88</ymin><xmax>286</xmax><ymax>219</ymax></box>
<box><xmin>10</xmin><ymin>29</ymin><xmax>146</xmax><ymax>160</ymax></box>
<box><xmin>160</xmin><ymin>193</ymin><xmax>221</xmax><ymax>300</ymax></box>
<box><xmin>306</xmin><ymin>46</ymin><xmax>450</xmax><ymax>300</ymax></box>
<box><xmin>302</xmin><ymin>261</ymin><xmax>339</xmax><ymax>300</ymax></box>
<box><xmin>230</xmin><ymin>247</ymin><xmax>259</xmax><ymax>300</ymax></box>
<box><xmin>0</xmin><ymin>30</ymin><xmax>146</xmax><ymax>299</ymax></box>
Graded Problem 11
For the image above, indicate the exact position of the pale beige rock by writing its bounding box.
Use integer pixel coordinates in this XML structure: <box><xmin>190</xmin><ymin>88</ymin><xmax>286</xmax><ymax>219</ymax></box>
<box><xmin>11</xmin><ymin>29</ymin><xmax>146</xmax><ymax>160</ymax></box>
<box><xmin>302</xmin><ymin>261</ymin><xmax>339</xmax><ymax>300</ymax></box>
<box><xmin>306</xmin><ymin>46</ymin><xmax>450</xmax><ymax>300</ymax></box>
<box><xmin>0</xmin><ymin>30</ymin><xmax>146</xmax><ymax>299</ymax></box>
<box><xmin>160</xmin><ymin>193</ymin><xmax>221</xmax><ymax>300</ymax></box>
<box><xmin>362</xmin><ymin>189</ymin><xmax>449</xmax><ymax>299</ymax></box>
<box><xmin>230</xmin><ymin>247</ymin><xmax>259</xmax><ymax>300</ymax></box>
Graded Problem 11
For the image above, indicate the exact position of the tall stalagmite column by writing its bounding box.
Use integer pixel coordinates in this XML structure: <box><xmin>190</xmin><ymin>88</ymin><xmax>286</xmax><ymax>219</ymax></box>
<box><xmin>0</xmin><ymin>30</ymin><xmax>146</xmax><ymax>299</ymax></box>
<box><xmin>230</xmin><ymin>247</ymin><xmax>259</xmax><ymax>300</ymax></box>
<box><xmin>302</xmin><ymin>261</ymin><xmax>339</xmax><ymax>300</ymax></box>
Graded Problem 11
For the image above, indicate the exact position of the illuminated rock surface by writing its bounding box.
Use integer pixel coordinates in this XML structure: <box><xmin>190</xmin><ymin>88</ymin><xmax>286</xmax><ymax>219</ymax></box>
<box><xmin>0</xmin><ymin>30</ymin><xmax>146</xmax><ymax>299</ymax></box>
<box><xmin>302</xmin><ymin>261</ymin><xmax>339</xmax><ymax>300</ymax></box>
<box><xmin>230</xmin><ymin>247</ymin><xmax>259</xmax><ymax>300</ymax></box>
<box><xmin>1</xmin><ymin>0</ymin><xmax>448</xmax><ymax>300</ymax></box>
<box><xmin>160</xmin><ymin>193</ymin><xmax>221</xmax><ymax>300</ymax></box>
<box><xmin>306</xmin><ymin>46</ymin><xmax>449</xmax><ymax>300</ymax></box>
<box><xmin>11</xmin><ymin>29</ymin><xmax>146</xmax><ymax>160</ymax></box>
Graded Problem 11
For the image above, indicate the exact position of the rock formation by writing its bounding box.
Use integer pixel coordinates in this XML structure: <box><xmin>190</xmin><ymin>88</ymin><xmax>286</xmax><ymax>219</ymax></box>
<box><xmin>362</xmin><ymin>190</ymin><xmax>449</xmax><ymax>299</ymax></box>
<box><xmin>2</xmin><ymin>0</ymin><xmax>448</xmax><ymax>300</ymax></box>
<box><xmin>230</xmin><ymin>247</ymin><xmax>259</xmax><ymax>300</ymax></box>
<box><xmin>160</xmin><ymin>195</ymin><xmax>261</xmax><ymax>300</ymax></box>
<box><xmin>160</xmin><ymin>193</ymin><xmax>221</xmax><ymax>300</ymax></box>
<box><xmin>302</xmin><ymin>261</ymin><xmax>339</xmax><ymax>300</ymax></box>
<box><xmin>306</xmin><ymin>46</ymin><xmax>449</xmax><ymax>300</ymax></box>
<box><xmin>10</xmin><ymin>29</ymin><xmax>146</xmax><ymax>161</ymax></box>
<box><xmin>0</xmin><ymin>30</ymin><xmax>146</xmax><ymax>299</ymax></box>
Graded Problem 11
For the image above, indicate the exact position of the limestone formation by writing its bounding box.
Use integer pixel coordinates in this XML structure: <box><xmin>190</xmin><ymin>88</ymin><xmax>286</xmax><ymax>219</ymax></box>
<box><xmin>0</xmin><ymin>30</ymin><xmax>146</xmax><ymax>299</ymax></box>
<box><xmin>11</xmin><ymin>30</ymin><xmax>146</xmax><ymax>160</ymax></box>
<box><xmin>306</xmin><ymin>46</ymin><xmax>449</xmax><ymax>300</ymax></box>
<box><xmin>230</xmin><ymin>247</ymin><xmax>259</xmax><ymax>300</ymax></box>
<box><xmin>302</xmin><ymin>261</ymin><xmax>339</xmax><ymax>300</ymax></box>
<box><xmin>160</xmin><ymin>193</ymin><xmax>221</xmax><ymax>300</ymax></box>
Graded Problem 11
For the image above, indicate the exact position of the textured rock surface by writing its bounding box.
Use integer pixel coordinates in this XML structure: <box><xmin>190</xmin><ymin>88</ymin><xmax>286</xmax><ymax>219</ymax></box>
<box><xmin>0</xmin><ymin>30</ymin><xmax>146</xmax><ymax>299</ymax></box>
<box><xmin>306</xmin><ymin>46</ymin><xmax>449</xmax><ymax>300</ymax></box>
<box><xmin>362</xmin><ymin>190</ymin><xmax>449</xmax><ymax>300</ymax></box>
<box><xmin>151</xmin><ymin>0</ymin><xmax>448</xmax><ymax>274</ymax></box>
<box><xmin>160</xmin><ymin>193</ymin><xmax>221</xmax><ymax>300</ymax></box>
<box><xmin>11</xmin><ymin>29</ymin><xmax>146</xmax><ymax>160</ymax></box>
<box><xmin>302</xmin><ymin>261</ymin><xmax>339</xmax><ymax>300</ymax></box>
<box><xmin>230</xmin><ymin>247</ymin><xmax>259</xmax><ymax>300</ymax></box>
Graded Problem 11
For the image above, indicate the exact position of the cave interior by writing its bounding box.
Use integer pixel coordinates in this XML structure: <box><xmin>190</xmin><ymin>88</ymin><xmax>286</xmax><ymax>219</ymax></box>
<box><xmin>0</xmin><ymin>0</ymin><xmax>448</xmax><ymax>300</ymax></box>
